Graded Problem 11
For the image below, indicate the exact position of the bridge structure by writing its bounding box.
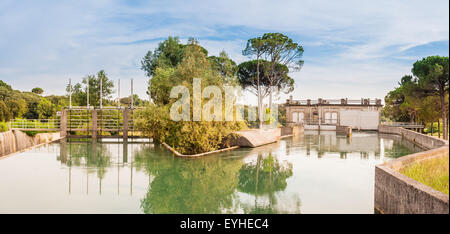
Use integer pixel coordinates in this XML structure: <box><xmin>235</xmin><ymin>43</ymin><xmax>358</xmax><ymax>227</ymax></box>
<box><xmin>9</xmin><ymin>106</ymin><xmax>140</xmax><ymax>140</ymax></box>
<box><xmin>381</xmin><ymin>122</ymin><xmax>425</xmax><ymax>130</ymax></box>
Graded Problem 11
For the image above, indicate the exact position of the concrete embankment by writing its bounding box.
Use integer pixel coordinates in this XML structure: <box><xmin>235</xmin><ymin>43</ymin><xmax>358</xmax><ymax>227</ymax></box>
<box><xmin>0</xmin><ymin>130</ymin><xmax>61</xmax><ymax>158</ymax></box>
<box><xmin>378</xmin><ymin>125</ymin><xmax>447</xmax><ymax>150</ymax></box>
<box><xmin>232</xmin><ymin>125</ymin><xmax>303</xmax><ymax>148</ymax></box>
<box><xmin>375</xmin><ymin>125</ymin><xmax>449</xmax><ymax>214</ymax></box>
<box><xmin>163</xmin><ymin>126</ymin><xmax>305</xmax><ymax>157</ymax></box>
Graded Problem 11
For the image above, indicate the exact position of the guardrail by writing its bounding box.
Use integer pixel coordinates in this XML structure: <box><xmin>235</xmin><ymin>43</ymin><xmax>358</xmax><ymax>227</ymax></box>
<box><xmin>287</xmin><ymin>98</ymin><xmax>381</xmax><ymax>105</ymax></box>
<box><xmin>382</xmin><ymin>122</ymin><xmax>425</xmax><ymax>128</ymax></box>
<box><xmin>9</xmin><ymin>119</ymin><xmax>61</xmax><ymax>130</ymax></box>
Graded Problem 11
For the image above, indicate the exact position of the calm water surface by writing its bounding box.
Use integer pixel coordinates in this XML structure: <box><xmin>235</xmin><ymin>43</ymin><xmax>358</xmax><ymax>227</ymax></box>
<box><xmin>0</xmin><ymin>131</ymin><xmax>422</xmax><ymax>214</ymax></box>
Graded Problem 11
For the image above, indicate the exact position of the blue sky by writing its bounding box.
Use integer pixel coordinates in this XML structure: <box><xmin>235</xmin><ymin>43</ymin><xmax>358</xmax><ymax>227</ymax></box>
<box><xmin>0</xmin><ymin>0</ymin><xmax>448</xmax><ymax>103</ymax></box>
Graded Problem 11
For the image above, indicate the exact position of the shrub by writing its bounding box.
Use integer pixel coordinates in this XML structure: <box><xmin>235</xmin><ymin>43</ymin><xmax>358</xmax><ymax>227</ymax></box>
<box><xmin>134</xmin><ymin>106</ymin><xmax>246</xmax><ymax>155</ymax></box>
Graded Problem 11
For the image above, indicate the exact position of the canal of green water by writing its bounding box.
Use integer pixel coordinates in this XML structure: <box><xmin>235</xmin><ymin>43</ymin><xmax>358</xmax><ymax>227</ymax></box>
<box><xmin>0</xmin><ymin>131</ymin><xmax>422</xmax><ymax>214</ymax></box>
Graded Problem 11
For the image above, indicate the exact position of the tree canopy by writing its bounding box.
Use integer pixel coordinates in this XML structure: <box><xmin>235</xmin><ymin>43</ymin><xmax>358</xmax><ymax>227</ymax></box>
<box><xmin>383</xmin><ymin>56</ymin><xmax>449</xmax><ymax>139</ymax></box>
<box><xmin>237</xmin><ymin>60</ymin><xmax>293</xmax><ymax>98</ymax></box>
<box><xmin>31</xmin><ymin>87</ymin><xmax>44</xmax><ymax>95</ymax></box>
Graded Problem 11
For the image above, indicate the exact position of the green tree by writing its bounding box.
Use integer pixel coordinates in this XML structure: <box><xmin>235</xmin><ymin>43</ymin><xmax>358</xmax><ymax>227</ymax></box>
<box><xmin>136</xmin><ymin>39</ymin><xmax>246</xmax><ymax>154</ymax></box>
<box><xmin>31</xmin><ymin>87</ymin><xmax>44</xmax><ymax>95</ymax></box>
<box><xmin>37</xmin><ymin>98</ymin><xmax>55</xmax><ymax>119</ymax></box>
<box><xmin>383</xmin><ymin>75</ymin><xmax>421</xmax><ymax>122</ymax></box>
<box><xmin>208</xmin><ymin>51</ymin><xmax>238</xmax><ymax>84</ymax></box>
<box><xmin>0</xmin><ymin>100</ymin><xmax>11</xmax><ymax>121</ymax></box>
<box><xmin>141</xmin><ymin>36</ymin><xmax>186</xmax><ymax>77</ymax></box>
<box><xmin>68</xmin><ymin>70</ymin><xmax>114</xmax><ymax>107</ymax></box>
<box><xmin>260</xmin><ymin>33</ymin><xmax>303</xmax><ymax>109</ymax></box>
<box><xmin>237</xmin><ymin>60</ymin><xmax>293</xmax><ymax>104</ymax></box>
<box><xmin>243</xmin><ymin>37</ymin><xmax>267</xmax><ymax>129</ymax></box>
<box><xmin>6</xmin><ymin>98</ymin><xmax>27</xmax><ymax>118</ymax></box>
<box><xmin>0</xmin><ymin>80</ymin><xmax>12</xmax><ymax>91</ymax></box>
<box><xmin>412</xmin><ymin>56</ymin><xmax>449</xmax><ymax>140</ymax></box>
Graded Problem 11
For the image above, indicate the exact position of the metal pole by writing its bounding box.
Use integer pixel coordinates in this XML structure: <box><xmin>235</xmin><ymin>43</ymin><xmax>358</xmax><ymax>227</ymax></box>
<box><xmin>130</xmin><ymin>78</ymin><xmax>133</xmax><ymax>109</ymax></box>
<box><xmin>87</xmin><ymin>81</ymin><xmax>90</xmax><ymax>109</ymax></box>
<box><xmin>100</xmin><ymin>76</ymin><xmax>103</xmax><ymax>109</ymax></box>
<box><xmin>118</xmin><ymin>79</ymin><xmax>120</xmax><ymax>108</ymax></box>
<box><xmin>69</xmin><ymin>78</ymin><xmax>72</xmax><ymax>109</ymax></box>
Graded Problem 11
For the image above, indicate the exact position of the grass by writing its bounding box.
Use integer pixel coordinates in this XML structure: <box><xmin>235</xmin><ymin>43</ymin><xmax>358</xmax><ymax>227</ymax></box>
<box><xmin>400</xmin><ymin>156</ymin><xmax>449</xmax><ymax>195</ymax></box>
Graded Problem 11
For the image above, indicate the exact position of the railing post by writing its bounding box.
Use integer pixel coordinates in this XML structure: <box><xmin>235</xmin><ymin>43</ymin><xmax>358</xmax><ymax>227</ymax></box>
<box><xmin>92</xmin><ymin>109</ymin><xmax>98</xmax><ymax>141</ymax></box>
<box><xmin>60</xmin><ymin>109</ymin><xmax>67</xmax><ymax>137</ymax></box>
<box><xmin>123</xmin><ymin>108</ymin><xmax>129</xmax><ymax>141</ymax></box>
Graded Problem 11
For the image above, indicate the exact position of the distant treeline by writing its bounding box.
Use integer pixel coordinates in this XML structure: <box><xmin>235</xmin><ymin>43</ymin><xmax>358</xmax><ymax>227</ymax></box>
<box><xmin>0</xmin><ymin>72</ymin><xmax>149</xmax><ymax>122</ymax></box>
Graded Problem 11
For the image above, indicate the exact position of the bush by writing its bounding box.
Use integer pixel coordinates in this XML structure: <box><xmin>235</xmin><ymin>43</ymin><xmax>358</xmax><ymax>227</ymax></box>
<box><xmin>0</xmin><ymin>121</ymin><xmax>9</xmax><ymax>132</ymax></box>
<box><xmin>134</xmin><ymin>106</ymin><xmax>246</xmax><ymax>155</ymax></box>
<box><xmin>23</xmin><ymin>130</ymin><xmax>38</xmax><ymax>136</ymax></box>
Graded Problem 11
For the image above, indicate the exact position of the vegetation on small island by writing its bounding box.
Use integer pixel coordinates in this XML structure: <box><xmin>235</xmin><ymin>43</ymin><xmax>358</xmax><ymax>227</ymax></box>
<box><xmin>400</xmin><ymin>156</ymin><xmax>449</xmax><ymax>195</ymax></box>
<box><xmin>383</xmin><ymin>55</ymin><xmax>449</xmax><ymax>140</ymax></box>
<box><xmin>135</xmin><ymin>34</ymin><xmax>303</xmax><ymax>154</ymax></box>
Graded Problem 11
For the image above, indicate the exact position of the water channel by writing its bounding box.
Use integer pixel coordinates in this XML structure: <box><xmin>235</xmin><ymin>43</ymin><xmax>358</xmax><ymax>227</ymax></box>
<box><xmin>0</xmin><ymin>131</ymin><xmax>423</xmax><ymax>213</ymax></box>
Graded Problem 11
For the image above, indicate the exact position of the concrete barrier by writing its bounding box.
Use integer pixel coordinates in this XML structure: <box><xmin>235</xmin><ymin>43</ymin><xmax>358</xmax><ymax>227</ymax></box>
<box><xmin>375</xmin><ymin>125</ymin><xmax>449</xmax><ymax>214</ymax></box>
<box><xmin>281</xmin><ymin>125</ymin><xmax>304</xmax><ymax>137</ymax></box>
<box><xmin>379</xmin><ymin>125</ymin><xmax>447</xmax><ymax>150</ymax></box>
<box><xmin>336</xmin><ymin>125</ymin><xmax>352</xmax><ymax>137</ymax></box>
<box><xmin>232</xmin><ymin>128</ymin><xmax>281</xmax><ymax>147</ymax></box>
<box><xmin>0</xmin><ymin>130</ymin><xmax>62</xmax><ymax>158</ymax></box>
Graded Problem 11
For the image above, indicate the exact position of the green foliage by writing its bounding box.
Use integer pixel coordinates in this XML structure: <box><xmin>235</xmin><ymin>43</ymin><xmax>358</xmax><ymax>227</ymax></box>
<box><xmin>412</xmin><ymin>55</ymin><xmax>449</xmax><ymax>139</ymax></box>
<box><xmin>0</xmin><ymin>80</ymin><xmax>65</xmax><ymax>121</ymax></box>
<box><xmin>400</xmin><ymin>155</ymin><xmax>449</xmax><ymax>195</ymax></box>
<box><xmin>23</xmin><ymin>130</ymin><xmax>38</xmax><ymax>137</ymax></box>
<box><xmin>135</xmin><ymin>105</ymin><xmax>245</xmax><ymax>155</ymax></box>
<box><xmin>260</xmin><ymin>32</ymin><xmax>304</xmax><ymax>71</ymax></box>
<box><xmin>237</xmin><ymin>60</ymin><xmax>293</xmax><ymax>97</ymax></box>
<box><xmin>0</xmin><ymin>80</ymin><xmax>12</xmax><ymax>91</ymax></box>
<box><xmin>31</xmin><ymin>87</ymin><xmax>44</xmax><ymax>94</ymax></box>
<box><xmin>0</xmin><ymin>121</ymin><xmax>8</xmax><ymax>132</ymax></box>
<box><xmin>137</xmin><ymin>39</ymin><xmax>246</xmax><ymax>154</ymax></box>
<box><xmin>119</xmin><ymin>94</ymin><xmax>150</xmax><ymax>107</ymax></box>
<box><xmin>0</xmin><ymin>100</ymin><xmax>11</xmax><ymax>121</ymax></box>
<box><xmin>68</xmin><ymin>70</ymin><xmax>114</xmax><ymax>107</ymax></box>
<box><xmin>141</xmin><ymin>36</ymin><xmax>209</xmax><ymax>78</ymax></box>
<box><xmin>208</xmin><ymin>51</ymin><xmax>238</xmax><ymax>84</ymax></box>
<box><xmin>384</xmin><ymin>56</ymin><xmax>449</xmax><ymax>139</ymax></box>
<box><xmin>37</xmin><ymin>98</ymin><xmax>55</xmax><ymax>118</ymax></box>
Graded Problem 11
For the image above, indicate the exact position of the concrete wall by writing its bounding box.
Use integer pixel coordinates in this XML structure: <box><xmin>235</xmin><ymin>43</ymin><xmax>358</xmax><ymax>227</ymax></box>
<box><xmin>0</xmin><ymin>130</ymin><xmax>61</xmax><ymax>157</ymax></box>
<box><xmin>336</xmin><ymin>125</ymin><xmax>352</xmax><ymax>136</ymax></box>
<box><xmin>340</xmin><ymin>110</ymin><xmax>379</xmax><ymax>130</ymax></box>
<box><xmin>379</xmin><ymin>125</ymin><xmax>447</xmax><ymax>150</ymax></box>
<box><xmin>304</xmin><ymin>125</ymin><xmax>336</xmax><ymax>131</ymax></box>
<box><xmin>286</xmin><ymin>104</ymin><xmax>381</xmax><ymax>130</ymax></box>
<box><xmin>281</xmin><ymin>125</ymin><xmax>304</xmax><ymax>137</ymax></box>
<box><xmin>375</xmin><ymin>125</ymin><xmax>449</xmax><ymax>214</ymax></box>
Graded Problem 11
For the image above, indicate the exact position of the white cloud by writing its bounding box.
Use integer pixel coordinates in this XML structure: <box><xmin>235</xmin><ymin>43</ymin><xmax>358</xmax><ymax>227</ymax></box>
<box><xmin>0</xmin><ymin>0</ymin><xmax>448</xmax><ymax>100</ymax></box>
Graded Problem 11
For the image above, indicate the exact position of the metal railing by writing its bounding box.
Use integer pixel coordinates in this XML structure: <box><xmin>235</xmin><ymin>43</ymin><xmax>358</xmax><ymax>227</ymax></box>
<box><xmin>288</xmin><ymin>98</ymin><xmax>381</xmax><ymax>105</ymax></box>
<box><xmin>9</xmin><ymin>119</ymin><xmax>61</xmax><ymax>130</ymax></box>
<box><xmin>382</xmin><ymin>121</ymin><xmax>425</xmax><ymax>128</ymax></box>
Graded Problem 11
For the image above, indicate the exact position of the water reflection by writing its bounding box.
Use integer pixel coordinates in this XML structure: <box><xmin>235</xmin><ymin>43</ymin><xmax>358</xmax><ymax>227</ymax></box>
<box><xmin>237</xmin><ymin>153</ymin><xmax>300</xmax><ymax>214</ymax></box>
<box><xmin>0</xmin><ymin>132</ymin><xmax>422</xmax><ymax>214</ymax></box>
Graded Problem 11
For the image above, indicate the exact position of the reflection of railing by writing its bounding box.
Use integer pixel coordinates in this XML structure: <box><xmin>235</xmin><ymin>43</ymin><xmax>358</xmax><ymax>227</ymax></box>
<box><xmin>9</xmin><ymin>119</ymin><xmax>61</xmax><ymax>130</ymax></box>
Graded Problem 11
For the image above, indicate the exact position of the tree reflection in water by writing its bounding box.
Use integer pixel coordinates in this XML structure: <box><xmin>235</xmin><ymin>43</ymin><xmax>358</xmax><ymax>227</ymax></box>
<box><xmin>134</xmin><ymin>144</ymin><xmax>243</xmax><ymax>214</ymax></box>
<box><xmin>237</xmin><ymin>152</ymin><xmax>300</xmax><ymax>214</ymax></box>
<box><xmin>58</xmin><ymin>141</ymin><xmax>300</xmax><ymax>213</ymax></box>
